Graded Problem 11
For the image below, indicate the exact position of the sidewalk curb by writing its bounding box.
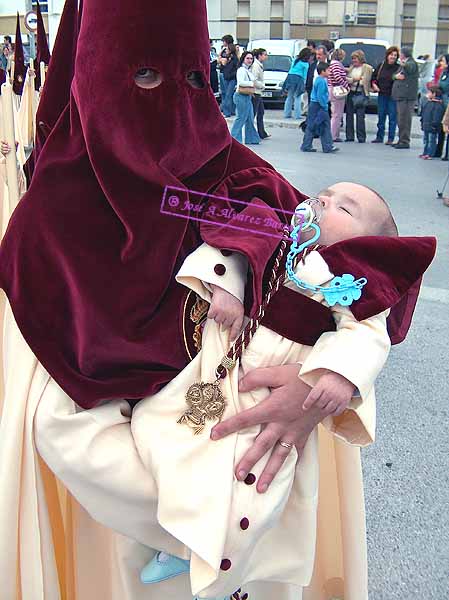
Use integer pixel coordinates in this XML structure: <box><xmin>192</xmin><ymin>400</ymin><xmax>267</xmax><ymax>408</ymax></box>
<box><xmin>226</xmin><ymin>116</ymin><xmax>422</xmax><ymax>140</ymax></box>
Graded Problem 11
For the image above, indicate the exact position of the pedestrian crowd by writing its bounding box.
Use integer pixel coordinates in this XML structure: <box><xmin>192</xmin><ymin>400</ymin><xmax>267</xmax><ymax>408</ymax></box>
<box><xmin>210</xmin><ymin>35</ymin><xmax>449</xmax><ymax>206</ymax></box>
<box><xmin>0</xmin><ymin>35</ymin><xmax>14</xmax><ymax>72</ymax></box>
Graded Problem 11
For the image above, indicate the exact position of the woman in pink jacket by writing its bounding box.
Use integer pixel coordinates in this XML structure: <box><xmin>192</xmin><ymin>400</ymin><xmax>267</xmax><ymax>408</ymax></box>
<box><xmin>327</xmin><ymin>49</ymin><xmax>350</xmax><ymax>142</ymax></box>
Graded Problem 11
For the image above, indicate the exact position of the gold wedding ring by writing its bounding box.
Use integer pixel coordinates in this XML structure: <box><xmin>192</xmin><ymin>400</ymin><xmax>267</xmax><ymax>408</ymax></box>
<box><xmin>279</xmin><ymin>440</ymin><xmax>294</xmax><ymax>450</ymax></box>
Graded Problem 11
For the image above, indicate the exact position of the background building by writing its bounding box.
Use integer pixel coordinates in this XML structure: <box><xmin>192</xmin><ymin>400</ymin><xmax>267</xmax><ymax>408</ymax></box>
<box><xmin>0</xmin><ymin>0</ymin><xmax>65</xmax><ymax>53</ymax></box>
<box><xmin>0</xmin><ymin>1</ymin><xmax>448</xmax><ymax>60</ymax></box>
<box><xmin>207</xmin><ymin>0</ymin><xmax>449</xmax><ymax>57</ymax></box>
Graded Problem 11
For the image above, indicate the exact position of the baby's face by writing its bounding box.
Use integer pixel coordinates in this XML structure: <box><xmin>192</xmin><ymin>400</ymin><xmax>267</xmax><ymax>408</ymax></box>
<box><xmin>308</xmin><ymin>182</ymin><xmax>386</xmax><ymax>246</ymax></box>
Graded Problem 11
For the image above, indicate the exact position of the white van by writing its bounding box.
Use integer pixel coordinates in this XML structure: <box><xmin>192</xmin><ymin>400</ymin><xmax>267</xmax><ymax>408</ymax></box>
<box><xmin>334</xmin><ymin>38</ymin><xmax>389</xmax><ymax>69</ymax></box>
<box><xmin>247</xmin><ymin>39</ymin><xmax>308</xmax><ymax>104</ymax></box>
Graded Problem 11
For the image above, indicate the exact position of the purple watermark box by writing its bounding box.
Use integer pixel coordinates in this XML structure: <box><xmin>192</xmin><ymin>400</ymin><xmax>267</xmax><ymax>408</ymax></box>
<box><xmin>160</xmin><ymin>185</ymin><xmax>298</xmax><ymax>240</ymax></box>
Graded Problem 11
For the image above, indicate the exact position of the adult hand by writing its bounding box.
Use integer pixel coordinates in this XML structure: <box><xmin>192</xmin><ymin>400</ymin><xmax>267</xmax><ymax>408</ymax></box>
<box><xmin>210</xmin><ymin>364</ymin><xmax>331</xmax><ymax>493</ymax></box>
<box><xmin>395</xmin><ymin>72</ymin><xmax>405</xmax><ymax>81</ymax></box>
<box><xmin>372</xmin><ymin>82</ymin><xmax>380</xmax><ymax>93</ymax></box>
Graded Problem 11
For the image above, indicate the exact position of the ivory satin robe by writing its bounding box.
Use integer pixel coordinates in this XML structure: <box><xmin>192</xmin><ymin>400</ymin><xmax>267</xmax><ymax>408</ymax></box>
<box><xmin>1</xmin><ymin>245</ymin><xmax>390</xmax><ymax>600</ymax></box>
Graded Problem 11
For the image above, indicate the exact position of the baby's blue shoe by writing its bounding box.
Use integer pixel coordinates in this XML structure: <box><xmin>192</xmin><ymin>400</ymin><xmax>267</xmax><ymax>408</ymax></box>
<box><xmin>140</xmin><ymin>551</ymin><xmax>190</xmax><ymax>584</ymax></box>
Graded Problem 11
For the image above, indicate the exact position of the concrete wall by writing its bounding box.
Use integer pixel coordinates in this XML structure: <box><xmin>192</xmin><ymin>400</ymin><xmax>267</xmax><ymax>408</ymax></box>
<box><xmin>0</xmin><ymin>0</ymin><xmax>27</xmax><ymax>14</ymax></box>
<box><xmin>249</xmin><ymin>0</ymin><xmax>270</xmax><ymax>39</ymax></box>
<box><xmin>206</xmin><ymin>0</ymin><xmax>223</xmax><ymax>39</ymax></box>
<box><xmin>376</xmin><ymin>0</ymin><xmax>403</xmax><ymax>47</ymax></box>
<box><xmin>414</xmin><ymin>0</ymin><xmax>439</xmax><ymax>57</ymax></box>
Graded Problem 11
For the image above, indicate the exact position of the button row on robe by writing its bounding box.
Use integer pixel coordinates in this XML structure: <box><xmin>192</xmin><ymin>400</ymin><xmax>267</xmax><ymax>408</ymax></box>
<box><xmin>220</xmin><ymin>473</ymin><xmax>255</xmax><ymax>575</ymax></box>
<box><xmin>214</xmin><ymin>263</ymin><xmax>226</xmax><ymax>276</ymax></box>
<box><xmin>220</xmin><ymin>558</ymin><xmax>232</xmax><ymax>571</ymax></box>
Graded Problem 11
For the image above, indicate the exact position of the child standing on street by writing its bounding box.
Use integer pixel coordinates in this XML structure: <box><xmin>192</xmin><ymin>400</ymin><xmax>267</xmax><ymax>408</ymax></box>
<box><xmin>301</xmin><ymin>62</ymin><xmax>338</xmax><ymax>154</ymax></box>
<box><xmin>420</xmin><ymin>85</ymin><xmax>445</xmax><ymax>159</ymax></box>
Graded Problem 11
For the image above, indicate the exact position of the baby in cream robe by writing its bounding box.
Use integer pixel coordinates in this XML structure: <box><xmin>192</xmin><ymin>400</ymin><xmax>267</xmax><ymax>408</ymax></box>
<box><xmin>131</xmin><ymin>185</ymin><xmax>397</xmax><ymax>598</ymax></box>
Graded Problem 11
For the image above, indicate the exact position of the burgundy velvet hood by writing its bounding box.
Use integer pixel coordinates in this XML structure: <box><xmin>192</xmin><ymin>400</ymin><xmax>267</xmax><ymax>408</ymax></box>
<box><xmin>13</xmin><ymin>13</ymin><xmax>26</xmax><ymax>96</ymax></box>
<box><xmin>35</xmin><ymin>0</ymin><xmax>51</xmax><ymax>90</ymax></box>
<box><xmin>26</xmin><ymin>0</ymin><xmax>80</xmax><ymax>181</ymax></box>
<box><xmin>0</xmin><ymin>0</ymin><xmax>300</xmax><ymax>409</ymax></box>
<box><xmin>0</xmin><ymin>0</ymin><xmax>436</xmax><ymax>410</ymax></box>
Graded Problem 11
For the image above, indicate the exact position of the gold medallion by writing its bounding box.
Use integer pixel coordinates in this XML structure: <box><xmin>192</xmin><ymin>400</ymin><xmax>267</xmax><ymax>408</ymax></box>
<box><xmin>178</xmin><ymin>381</ymin><xmax>226</xmax><ymax>435</ymax></box>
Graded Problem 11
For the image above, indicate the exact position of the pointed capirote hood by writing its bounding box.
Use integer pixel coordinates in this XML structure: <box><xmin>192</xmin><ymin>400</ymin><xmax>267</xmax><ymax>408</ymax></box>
<box><xmin>26</xmin><ymin>0</ymin><xmax>80</xmax><ymax>179</ymax></box>
<box><xmin>72</xmin><ymin>0</ymin><xmax>231</xmax><ymax>180</ymax></box>
<box><xmin>35</xmin><ymin>0</ymin><xmax>51</xmax><ymax>89</ymax></box>
<box><xmin>13</xmin><ymin>12</ymin><xmax>26</xmax><ymax>95</ymax></box>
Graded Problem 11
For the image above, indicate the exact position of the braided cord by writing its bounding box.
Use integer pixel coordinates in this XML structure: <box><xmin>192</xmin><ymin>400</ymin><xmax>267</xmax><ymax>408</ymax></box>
<box><xmin>215</xmin><ymin>226</ymin><xmax>290</xmax><ymax>380</ymax></box>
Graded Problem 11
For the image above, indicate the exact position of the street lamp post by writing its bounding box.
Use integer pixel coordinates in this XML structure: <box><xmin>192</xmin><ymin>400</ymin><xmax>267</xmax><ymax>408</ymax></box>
<box><xmin>25</xmin><ymin>0</ymin><xmax>36</xmax><ymax>59</ymax></box>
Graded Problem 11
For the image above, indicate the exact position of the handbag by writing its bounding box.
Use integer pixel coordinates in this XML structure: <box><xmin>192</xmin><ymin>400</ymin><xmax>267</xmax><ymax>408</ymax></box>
<box><xmin>333</xmin><ymin>85</ymin><xmax>349</xmax><ymax>98</ymax></box>
<box><xmin>352</xmin><ymin>81</ymin><xmax>369</xmax><ymax>109</ymax></box>
<box><xmin>238</xmin><ymin>85</ymin><xmax>255</xmax><ymax>95</ymax></box>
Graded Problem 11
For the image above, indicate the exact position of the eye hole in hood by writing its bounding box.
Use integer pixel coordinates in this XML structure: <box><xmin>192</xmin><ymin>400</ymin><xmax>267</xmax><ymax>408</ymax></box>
<box><xmin>186</xmin><ymin>70</ymin><xmax>206</xmax><ymax>89</ymax></box>
<box><xmin>134</xmin><ymin>68</ymin><xmax>163</xmax><ymax>89</ymax></box>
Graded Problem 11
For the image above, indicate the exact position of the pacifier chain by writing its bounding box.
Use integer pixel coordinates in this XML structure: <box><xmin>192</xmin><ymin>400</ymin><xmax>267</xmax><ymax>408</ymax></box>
<box><xmin>286</xmin><ymin>224</ymin><xmax>367</xmax><ymax>307</ymax></box>
<box><xmin>177</xmin><ymin>198</ymin><xmax>369</xmax><ymax>434</ymax></box>
<box><xmin>178</xmin><ymin>225</ymin><xmax>292</xmax><ymax>435</ymax></box>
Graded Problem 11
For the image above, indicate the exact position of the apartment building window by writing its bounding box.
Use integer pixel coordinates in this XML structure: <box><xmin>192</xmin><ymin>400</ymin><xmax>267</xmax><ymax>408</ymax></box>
<box><xmin>32</xmin><ymin>1</ymin><xmax>48</xmax><ymax>12</ymax></box>
<box><xmin>439</xmin><ymin>6</ymin><xmax>449</xmax><ymax>21</ymax></box>
<box><xmin>402</xmin><ymin>3</ymin><xmax>416</xmax><ymax>21</ymax></box>
<box><xmin>308</xmin><ymin>1</ymin><xmax>327</xmax><ymax>25</ymax></box>
<box><xmin>271</xmin><ymin>1</ymin><xmax>284</xmax><ymax>18</ymax></box>
<box><xmin>357</xmin><ymin>1</ymin><xmax>377</xmax><ymax>25</ymax></box>
<box><xmin>237</xmin><ymin>1</ymin><xmax>250</xmax><ymax>18</ymax></box>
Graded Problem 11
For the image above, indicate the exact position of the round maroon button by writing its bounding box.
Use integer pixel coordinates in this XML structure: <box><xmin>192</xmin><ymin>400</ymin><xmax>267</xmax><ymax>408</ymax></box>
<box><xmin>220</xmin><ymin>558</ymin><xmax>232</xmax><ymax>571</ymax></box>
<box><xmin>221</xmin><ymin>249</ymin><xmax>233</xmax><ymax>257</ymax></box>
<box><xmin>240</xmin><ymin>517</ymin><xmax>250</xmax><ymax>530</ymax></box>
<box><xmin>214</xmin><ymin>263</ymin><xmax>226</xmax><ymax>276</ymax></box>
<box><xmin>244</xmin><ymin>473</ymin><xmax>256</xmax><ymax>485</ymax></box>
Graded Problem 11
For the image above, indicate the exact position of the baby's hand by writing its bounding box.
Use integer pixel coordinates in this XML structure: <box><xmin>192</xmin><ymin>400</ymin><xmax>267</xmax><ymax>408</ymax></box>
<box><xmin>1</xmin><ymin>140</ymin><xmax>11</xmax><ymax>157</ymax></box>
<box><xmin>208</xmin><ymin>283</ymin><xmax>244</xmax><ymax>340</ymax></box>
<box><xmin>1</xmin><ymin>140</ymin><xmax>18</xmax><ymax>157</ymax></box>
<box><xmin>302</xmin><ymin>371</ymin><xmax>356</xmax><ymax>417</ymax></box>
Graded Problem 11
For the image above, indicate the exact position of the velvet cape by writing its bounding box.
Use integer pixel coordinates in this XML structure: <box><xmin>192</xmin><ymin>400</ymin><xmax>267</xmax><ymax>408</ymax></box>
<box><xmin>0</xmin><ymin>0</ymin><xmax>303</xmax><ymax>409</ymax></box>
<box><xmin>0</xmin><ymin>0</ymin><xmax>437</xmax><ymax>409</ymax></box>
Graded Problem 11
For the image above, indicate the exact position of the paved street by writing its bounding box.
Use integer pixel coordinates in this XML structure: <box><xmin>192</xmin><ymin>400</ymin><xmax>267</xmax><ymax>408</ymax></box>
<box><xmin>238</xmin><ymin>112</ymin><xmax>448</xmax><ymax>600</ymax></box>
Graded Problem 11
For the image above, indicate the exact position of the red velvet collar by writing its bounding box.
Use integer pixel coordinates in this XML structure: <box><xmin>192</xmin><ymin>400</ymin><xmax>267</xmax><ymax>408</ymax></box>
<box><xmin>320</xmin><ymin>235</ymin><xmax>437</xmax><ymax>343</ymax></box>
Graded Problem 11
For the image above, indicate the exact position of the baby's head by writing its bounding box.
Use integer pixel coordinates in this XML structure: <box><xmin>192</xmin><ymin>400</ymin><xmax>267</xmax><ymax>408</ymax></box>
<box><xmin>309</xmin><ymin>182</ymin><xmax>398</xmax><ymax>246</ymax></box>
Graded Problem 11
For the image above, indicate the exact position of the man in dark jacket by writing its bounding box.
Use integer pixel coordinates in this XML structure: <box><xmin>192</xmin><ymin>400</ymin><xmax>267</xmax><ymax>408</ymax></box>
<box><xmin>391</xmin><ymin>47</ymin><xmax>419</xmax><ymax>149</ymax></box>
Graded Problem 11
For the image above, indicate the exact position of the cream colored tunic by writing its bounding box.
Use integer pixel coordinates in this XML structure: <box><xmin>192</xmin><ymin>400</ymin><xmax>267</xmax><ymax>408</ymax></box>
<box><xmin>0</xmin><ymin>244</ymin><xmax>389</xmax><ymax>600</ymax></box>
<box><xmin>131</xmin><ymin>244</ymin><xmax>389</xmax><ymax>597</ymax></box>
